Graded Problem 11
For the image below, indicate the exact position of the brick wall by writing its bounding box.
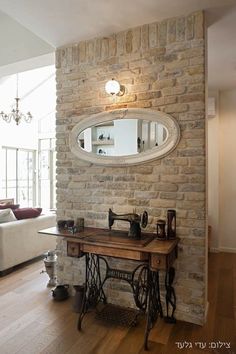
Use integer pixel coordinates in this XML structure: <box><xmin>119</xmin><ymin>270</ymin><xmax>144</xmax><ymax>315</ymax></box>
<box><xmin>55</xmin><ymin>11</ymin><xmax>206</xmax><ymax>325</ymax></box>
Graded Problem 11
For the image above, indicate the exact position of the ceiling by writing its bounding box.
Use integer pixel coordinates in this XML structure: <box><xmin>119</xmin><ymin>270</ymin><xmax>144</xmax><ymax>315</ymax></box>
<box><xmin>0</xmin><ymin>0</ymin><xmax>235</xmax><ymax>90</ymax></box>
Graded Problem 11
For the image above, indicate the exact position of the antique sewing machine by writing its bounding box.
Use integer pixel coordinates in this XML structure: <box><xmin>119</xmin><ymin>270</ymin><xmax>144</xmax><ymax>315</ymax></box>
<box><xmin>108</xmin><ymin>208</ymin><xmax>148</xmax><ymax>239</ymax></box>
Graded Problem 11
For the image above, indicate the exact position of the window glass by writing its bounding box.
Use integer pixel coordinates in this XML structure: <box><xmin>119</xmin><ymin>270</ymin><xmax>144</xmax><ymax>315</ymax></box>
<box><xmin>38</xmin><ymin>138</ymin><xmax>56</xmax><ymax>209</ymax></box>
<box><xmin>0</xmin><ymin>65</ymin><xmax>56</xmax><ymax>208</ymax></box>
<box><xmin>2</xmin><ymin>147</ymin><xmax>35</xmax><ymax>206</ymax></box>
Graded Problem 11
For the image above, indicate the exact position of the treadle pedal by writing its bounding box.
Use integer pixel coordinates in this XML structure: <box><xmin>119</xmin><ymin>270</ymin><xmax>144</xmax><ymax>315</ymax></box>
<box><xmin>95</xmin><ymin>304</ymin><xmax>140</xmax><ymax>327</ymax></box>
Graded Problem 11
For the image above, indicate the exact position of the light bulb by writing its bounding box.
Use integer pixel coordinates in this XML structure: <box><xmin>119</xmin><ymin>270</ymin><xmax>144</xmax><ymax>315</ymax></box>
<box><xmin>105</xmin><ymin>79</ymin><xmax>120</xmax><ymax>95</ymax></box>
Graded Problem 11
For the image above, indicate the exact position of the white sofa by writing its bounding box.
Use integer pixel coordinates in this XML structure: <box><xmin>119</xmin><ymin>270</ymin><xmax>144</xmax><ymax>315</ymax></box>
<box><xmin>0</xmin><ymin>214</ymin><xmax>56</xmax><ymax>273</ymax></box>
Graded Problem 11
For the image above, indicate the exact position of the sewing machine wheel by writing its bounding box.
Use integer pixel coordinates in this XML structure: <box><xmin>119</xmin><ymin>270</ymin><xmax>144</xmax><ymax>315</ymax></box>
<box><xmin>141</xmin><ymin>211</ymin><xmax>148</xmax><ymax>228</ymax></box>
<box><xmin>134</xmin><ymin>265</ymin><xmax>149</xmax><ymax>311</ymax></box>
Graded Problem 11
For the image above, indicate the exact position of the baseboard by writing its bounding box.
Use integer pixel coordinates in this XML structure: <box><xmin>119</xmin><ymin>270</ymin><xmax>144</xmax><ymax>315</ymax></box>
<box><xmin>218</xmin><ymin>247</ymin><xmax>236</xmax><ymax>253</ymax></box>
<box><xmin>209</xmin><ymin>248</ymin><xmax>220</xmax><ymax>253</ymax></box>
<box><xmin>0</xmin><ymin>255</ymin><xmax>44</xmax><ymax>277</ymax></box>
<box><xmin>210</xmin><ymin>247</ymin><xmax>236</xmax><ymax>253</ymax></box>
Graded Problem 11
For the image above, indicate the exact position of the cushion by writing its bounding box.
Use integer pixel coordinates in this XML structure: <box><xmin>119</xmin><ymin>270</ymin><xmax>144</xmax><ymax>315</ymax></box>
<box><xmin>0</xmin><ymin>198</ymin><xmax>14</xmax><ymax>205</ymax></box>
<box><xmin>13</xmin><ymin>207</ymin><xmax>42</xmax><ymax>220</ymax></box>
<box><xmin>0</xmin><ymin>204</ymin><xmax>20</xmax><ymax>210</ymax></box>
<box><xmin>0</xmin><ymin>208</ymin><xmax>17</xmax><ymax>223</ymax></box>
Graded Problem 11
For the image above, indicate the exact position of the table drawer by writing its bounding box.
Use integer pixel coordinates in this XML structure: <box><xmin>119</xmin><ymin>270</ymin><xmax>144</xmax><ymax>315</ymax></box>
<box><xmin>150</xmin><ymin>254</ymin><xmax>166</xmax><ymax>270</ymax></box>
<box><xmin>67</xmin><ymin>242</ymin><xmax>82</xmax><ymax>257</ymax></box>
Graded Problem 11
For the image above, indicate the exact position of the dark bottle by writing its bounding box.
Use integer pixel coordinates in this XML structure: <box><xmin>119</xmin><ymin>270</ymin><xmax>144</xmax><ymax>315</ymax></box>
<box><xmin>167</xmin><ymin>209</ymin><xmax>176</xmax><ymax>239</ymax></box>
<box><xmin>156</xmin><ymin>219</ymin><xmax>166</xmax><ymax>240</ymax></box>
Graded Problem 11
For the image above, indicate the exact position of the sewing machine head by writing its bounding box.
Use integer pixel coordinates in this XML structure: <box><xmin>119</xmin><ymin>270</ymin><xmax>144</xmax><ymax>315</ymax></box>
<box><xmin>108</xmin><ymin>209</ymin><xmax>148</xmax><ymax>239</ymax></box>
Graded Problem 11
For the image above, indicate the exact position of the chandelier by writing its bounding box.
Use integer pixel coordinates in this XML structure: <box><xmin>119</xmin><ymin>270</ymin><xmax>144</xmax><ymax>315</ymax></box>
<box><xmin>0</xmin><ymin>74</ymin><xmax>33</xmax><ymax>125</ymax></box>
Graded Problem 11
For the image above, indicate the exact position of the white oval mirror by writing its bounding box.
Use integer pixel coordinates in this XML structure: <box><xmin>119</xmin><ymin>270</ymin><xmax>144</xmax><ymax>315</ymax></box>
<box><xmin>69</xmin><ymin>108</ymin><xmax>180</xmax><ymax>166</ymax></box>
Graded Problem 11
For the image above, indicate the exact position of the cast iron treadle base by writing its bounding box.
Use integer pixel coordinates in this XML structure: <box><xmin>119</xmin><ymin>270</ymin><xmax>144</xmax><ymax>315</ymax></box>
<box><xmin>95</xmin><ymin>304</ymin><xmax>140</xmax><ymax>327</ymax></box>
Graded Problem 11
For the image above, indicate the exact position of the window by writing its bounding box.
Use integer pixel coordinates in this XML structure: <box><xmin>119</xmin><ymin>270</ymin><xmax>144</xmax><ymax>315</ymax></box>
<box><xmin>38</xmin><ymin>138</ymin><xmax>56</xmax><ymax>210</ymax></box>
<box><xmin>2</xmin><ymin>147</ymin><xmax>36</xmax><ymax>207</ymax></box>
<box><xmin>0</xmin><ymin>65</ymin><xmax>56</xmax><ymax>208</ymax></box>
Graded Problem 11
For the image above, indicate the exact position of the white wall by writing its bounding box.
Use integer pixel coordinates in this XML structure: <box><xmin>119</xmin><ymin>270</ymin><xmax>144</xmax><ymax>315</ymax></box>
<box><xmin>218</xmin><ymin>89</ymin><xmax>236</xmax><ymax>251</ymax></box>
<box><xmin>114</xmin><ymin>119</ymin><xmax>137</xmax><ymax>156</ymax></box>
<box><xmin>0</xmin><ymin>11</ymin><xmax>54</xmax><ymax>67</ymax></box>
<box><xmin>208</xmin><ymin>91</ymin><xmax>220</xmax><ymax>249</ymax></box>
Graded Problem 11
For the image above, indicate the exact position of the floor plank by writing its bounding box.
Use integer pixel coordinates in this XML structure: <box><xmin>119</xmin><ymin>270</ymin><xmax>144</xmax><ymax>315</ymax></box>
<box><xmin>0</xmin><ymin>253</ymin><xmax>235</xmax><ymax>354</ymax></box>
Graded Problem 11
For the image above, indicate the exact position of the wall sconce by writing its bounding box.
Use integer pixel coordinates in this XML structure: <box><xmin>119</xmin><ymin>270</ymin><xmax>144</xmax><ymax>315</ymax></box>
<box><xmin>105</xmin><ymin>79</ymin><xmax>125</xmax><ymax>96</ymax></box>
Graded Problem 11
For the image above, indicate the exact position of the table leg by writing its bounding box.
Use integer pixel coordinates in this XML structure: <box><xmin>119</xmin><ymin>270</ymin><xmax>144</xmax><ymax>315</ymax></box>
<box><xmin>144</xmin><ymin>270</ymin><xmax>163</xmax><ymax>350</ymax></box>
<box><xmin>164</xmin><ymin>266</ymin><xmax>176</xmax><ymax>323</ymax></box>
<box><xmin>78</xmin><ymin>253</ymin><xmax>106</xmax><ymax>330</ymax></box>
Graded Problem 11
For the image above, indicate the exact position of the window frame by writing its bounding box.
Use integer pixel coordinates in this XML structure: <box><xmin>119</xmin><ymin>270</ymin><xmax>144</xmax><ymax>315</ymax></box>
<box><xmin>2</xmin><ymin>146</ymin><xmax>36</xmax><ymax>206</ymax></box>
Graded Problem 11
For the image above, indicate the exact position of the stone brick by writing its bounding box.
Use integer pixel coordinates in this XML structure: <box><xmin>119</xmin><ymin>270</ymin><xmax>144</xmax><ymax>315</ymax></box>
<box><xmin>127</xmin><ymin>83</ymin><xmax>150</xmax><ymax>93</ymax></box>
<box><xmin>158</xmin><ymin>21</ymin><xmax>167</xmax><ymax>47</ymax></box>
<box><xmin>137</xmin><ymin>91</ymin><xmax>161</xmax><ymax>100</ymax></box>
<box><xmin>179</xmin><ymin>183</ymin><xmax>205</xmax><ymax>192</ymax></box>
<box><xmin>179</xmin><ymin>47</ymin><xmax>204</xmax><ymax>59</ymax></box>
<box><xmin>101</xmin><ymin>38</ymin><xmax>109</xmax><ymax>59</ymax></box>
<box><xmin>126</xmin><ymin>30</ymin><xmax>133</xmax><ymax>54</ymax></box>
<box><xmin>163</xmin><ymin>157</ymin><xmax>188</xmax><ymax>166</ymax></box>
<box><xmin>160</xmin><ymin>192</ymin><xmax>184</xmax><ymax>200</ymax></box>
<box><xmin>109</xmin><ymin>36</ymin><xmax>117</xmax><ymax>57</ymax></box>
<box><xmin>116</xmin><ymin>31</ymin><xmax>125</xmax><ymax>56</ymax></box>
<box><xmin>132</xmin><ymin>27</ymin><xmax>141</xmax><ymax>52</ymax></box>
<box><xmin>176</xmin><ymin>17</ymin><xmax>185</xmax><ymax>41</ymax></box>
<box><xmin>135</xmin><ymin>74</ymin><xmax>156</xmax><ymax>84</ymax></box>
<box><xmin>164</xmin><ymin>103</ymin><xmax>188</xmax><ymax>113</ymax></box>
<box><xmin>194</xmin><ymin>12</ymin><xmax>204</xmax><ymax>39</ymax></box>
<box><xmin>141</xmin><ymin>24</ymin><xmax>149</xmax><ymax>51</ymax></box>
<box><xmin>165</xmin><ymin>59</ymin><xmax>189</xmax><ymax>71</ymax></box>
<box><xmin>149</xmin><ymin>23</ymin><xmax>158</xmax><ymax>48</ymax></box>
<box><xmin>178</xmin><ymin>93</ymin><xmax>204</xmax><ymax>103</ymax></box>
<box><xmin>150</xmin><ymin>199</ymin><xmax>176</xmax><ymax>208</ymax></box>
<box><xmin>167</xmin><ymin>19</ymin><xmax>176</xmax><ymax>43</ymax></box>
<box><xmin>152</xmin><ymin>78</ymin><xmax>175</xmax><ymax>90</ymax></box>
<box><xmin>78</xmin><ymin>42</ymin><xmax>86</xmax><ymax>62</ymax></box>
<box><xmin>162</xmin><ymin>86</ymin><xmax>186</xmax><ymax>96</ymax></box>
<box><xmin>185</xmin><ymin>192</ymin><xmax>205</xmax><ymax>201</ymax></box>
<box><xmin>154</xmin><ymin>183</ymin><xmax>178</xmax><ymax>192</ymax></box>
<box><xmin>162</xmin><ymin>175</ymin><xmax>189</xmax><ymax>183</ymax></box>
<box><xmin>186</xmin><ymin>14</ymin><xmax>194</xmax><ymax>40</ymax></box>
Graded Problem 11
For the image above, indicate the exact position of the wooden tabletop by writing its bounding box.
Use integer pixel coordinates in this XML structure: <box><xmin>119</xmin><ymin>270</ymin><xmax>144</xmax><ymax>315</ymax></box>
<box><xmin>39</xmin><ymin>226</ymin><xmax>179</xmax><ymax>255</ymax></box>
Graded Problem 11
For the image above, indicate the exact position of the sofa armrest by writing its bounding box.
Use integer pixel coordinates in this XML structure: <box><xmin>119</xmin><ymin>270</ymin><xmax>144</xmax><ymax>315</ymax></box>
<box><xmin>0</xmin><ymin>214</ymin><xmax>57</xmax><ymax>272</ymax></box>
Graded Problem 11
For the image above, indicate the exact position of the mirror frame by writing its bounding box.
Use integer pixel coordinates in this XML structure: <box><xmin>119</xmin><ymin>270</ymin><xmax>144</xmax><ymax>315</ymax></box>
<box><xmin>69</xmin><ymin>108</ymin><xmax>180</xmax><ymax>166</ymax></box>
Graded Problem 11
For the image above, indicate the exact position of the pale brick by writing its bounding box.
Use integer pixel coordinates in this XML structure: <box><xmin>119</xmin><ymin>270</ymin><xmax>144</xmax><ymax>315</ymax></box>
<box><xmin>141</xmin><ymin>24</ymin><xmax>149</xmax><ymax>51</ymax></box>
<box><xmin>167</xmin><ymin>19</ymin><xmax>176</xmax><ymax>43</ymax></box>
<box><xmin>165</xmin><ymin>103</ymin><xmax>188</xmax><ymax>113</ymax></box>
<box><xmin>176</xmin><ymin>17</ymin><xmax>185</xmax><ymax>41</ymax></box>
<box><xmin>179</xmin><ymin>93</ymin><xmax>204</xmax><ymax>103</ymax></box>
<box><xmin>149</xmin><ymin>23</ymin><xmax>158</xmax><ymax>48</ymax></box>
<box><xmin>126</xmin><ymin>30</ymin><xmax>133</xmax><ymax>54</ymax></box>
<box><xmin>158</xmin><ymin>21</ymin><xmax>167</xmax><ymax>47</ymax></box>
<box><xmin>78</xmin><ymin>42</ymin><xmax>86</xmax><ymax>62</ymax></box>
<box><xmin>185</xmin><ymin>192</ymin><xmax>205</xmax><ymax>201</ymax></box>
<box><xmin>109</xmin><ymin>36</ymin><xmax>117</xmax><ymax>57</ymax></box>
<box><xmin>133</xmin><ymin>27</ymin><xmax>141</xmax><ymax>52</ymax></box>
<box><xmin>162</xmin><ymin>86</ymin><xmax>186</xmax><ymax>96</ymax></box>
<box><xmin>194</xmin><ymin>12</ymin><xmax>204</xmax><ymax>39</ymax></box>
<box><xmin>186</xmin><ymin>14</ymin><xmax>194</xmax><ymax>40</ymax></box>
<box><xmin>154</xmin><ymin>183</ymin><xmax>178</xmax><ymax>192</ymax></box>
<box><xmin>137</xmin><ymin>91</ymin><xmax>161</xmax><ymax>100</ymax></box>
<box><xmin>101</xmin><ymin>38</ymin><xmax>109</xmax><ymax>59</ymax></box>
<box><xmin>152</xmin><ymin>78</ymin><xmax>175</xmax><ymax>90</ymax></box>
<box><xmin>160</xmin><ymin>192</ymin><xmax>184</xmax><ymax>200</ymax></box>
<box><xmin>150</xmin><ymin>199</ymin><xmax>176</xmax><ymax>208</ymax></box>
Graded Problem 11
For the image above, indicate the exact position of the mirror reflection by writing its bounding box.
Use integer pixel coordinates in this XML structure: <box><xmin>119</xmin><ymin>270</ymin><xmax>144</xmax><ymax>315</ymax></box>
<box><xmin>77</xmin><ymin>119</ymin><xmax>168</xmax><ymax>156</ymax></box>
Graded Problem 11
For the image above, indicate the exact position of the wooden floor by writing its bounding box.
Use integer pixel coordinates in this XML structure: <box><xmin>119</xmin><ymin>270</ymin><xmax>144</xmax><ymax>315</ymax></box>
<box><xmin>0</xmin><ymin>253</ymin><xmax>235</xmax><ymax>354</ymax></box>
